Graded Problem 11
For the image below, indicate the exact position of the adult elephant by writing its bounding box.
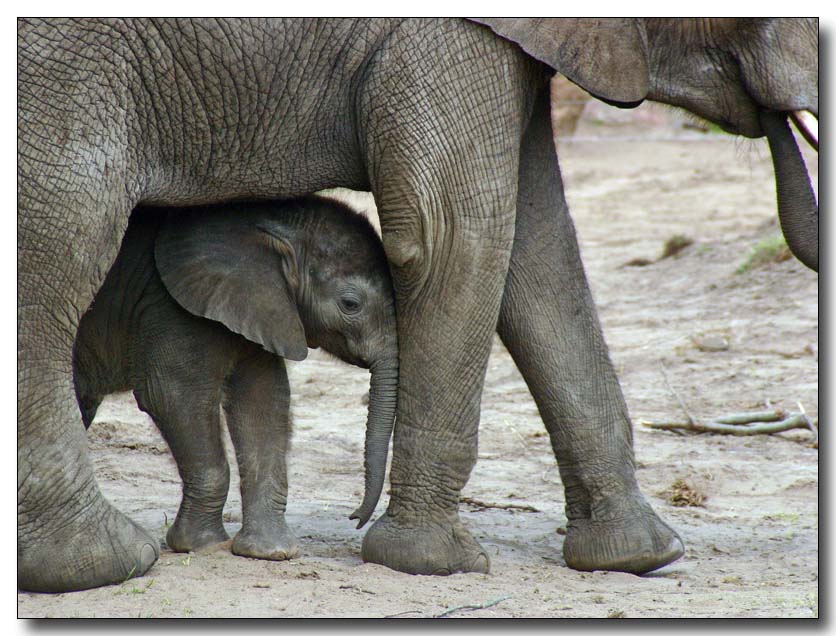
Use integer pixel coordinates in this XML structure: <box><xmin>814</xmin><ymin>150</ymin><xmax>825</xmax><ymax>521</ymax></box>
<box><xmin>18</xmin><ymin>18</ymin><xmax>818</xmax><ymax>592</ymax></box>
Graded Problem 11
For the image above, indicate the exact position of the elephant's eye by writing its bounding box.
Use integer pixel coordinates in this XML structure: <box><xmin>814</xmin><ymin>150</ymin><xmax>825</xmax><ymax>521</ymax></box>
<box><xmin>339</xmin><ymin>295</ymin><xmax>362</xmax><ymax>314</ymax></box>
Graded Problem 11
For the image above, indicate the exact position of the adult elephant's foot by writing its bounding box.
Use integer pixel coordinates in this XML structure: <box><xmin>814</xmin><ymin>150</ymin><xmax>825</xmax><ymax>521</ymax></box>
<box><xmin>165</xmin><ymin>509</ymin><xmax>229</xmax><ymax>553</ymax></box>
<box><xmin>18</xmin><ymin>499</ymin><xmax>158</xmax><ymax>593</ymax></box>
<box><xmin>232</xmin><ymin>519</ymin><xmax>300</xmax><ymax>561</ymax></box>
<box><xmin>361</xmin><ymin>511</ymin><xmax>490</xmax><ymax>575</ymax></box>
<box><xmin>562</xmin><ymin>494</ymin><xmax>684</xmax><ymax>574</ymax></box>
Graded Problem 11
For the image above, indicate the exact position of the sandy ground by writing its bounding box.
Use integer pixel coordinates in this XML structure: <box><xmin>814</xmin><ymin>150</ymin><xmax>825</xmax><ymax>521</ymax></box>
<box><xmin>17</xmin><ymin>102</ymin><xmax>818</xmax><ymax>619</ymax></box>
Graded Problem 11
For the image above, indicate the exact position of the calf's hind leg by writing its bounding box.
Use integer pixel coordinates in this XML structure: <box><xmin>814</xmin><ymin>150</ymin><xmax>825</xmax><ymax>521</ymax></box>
<box><xmin>133</xmin><ymin>364</ymin><xmax>231</xmax><ymax>553</ymax></box>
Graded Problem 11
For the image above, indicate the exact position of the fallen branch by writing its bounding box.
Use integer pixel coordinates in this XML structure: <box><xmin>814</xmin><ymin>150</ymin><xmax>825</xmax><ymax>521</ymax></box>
<box><xmin>643</xmin><ymin>411</ymin><xmax>817</xmax><ymax>444</ymax></box>
<box><xmin>712</xmin><ymin>410</ymin><xmax>786</xmax><ymax>425</ymax></box>
<box><xmin>460</xmin><ymin>497</ymin><xmax>539</xmax><ymax>513</ymax></box>
<box><xmin>434</xmin><ymin>595</ymin><xmax>512</xmax><ymax>618</ymax></box>
<box><xmin>383</xmin><ymin>610</ymin><xmax>423</xmax><ymax>618</ymax></box>
<box><xmin>660</xmin><ymin>363</ymin><xmax>697</xmax><ymax>427</ymax></box>
<box><xmin>797</xmin><ymin>402</ymin><xmax>819</xmax><ymax>448</ymax></box>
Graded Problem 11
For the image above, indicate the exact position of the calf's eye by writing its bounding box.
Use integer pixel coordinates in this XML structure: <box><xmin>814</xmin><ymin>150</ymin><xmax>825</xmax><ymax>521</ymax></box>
<box><xmin>339</xmin><ymin>296</ymin><xmax>362</xmax><ymax>314</ymax></box>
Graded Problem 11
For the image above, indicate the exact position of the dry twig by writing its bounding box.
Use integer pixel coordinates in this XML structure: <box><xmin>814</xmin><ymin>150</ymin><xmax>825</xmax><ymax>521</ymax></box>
<box><xmin>712</xmin><ymin>410</ymin><xmax>786</xmax><ymax>425</ymax></box>
<box><xmin>643</xmin><ymin>411</ymin><xmax>817</xmax><ymax>444</ymax></box>
<box><xmin>460</xmin><ymin>497</ymin><xmax>539</xmax><ymax>513</ymax></box>
<box><xmin>660</xmin><ymin>363</ymin><xmax>697</xmax><ymax>427</ymax></box>
<box><xmin>434</xmin><ymin>595</ymin><xmax>512</xmax><ymax>618</ymax></box>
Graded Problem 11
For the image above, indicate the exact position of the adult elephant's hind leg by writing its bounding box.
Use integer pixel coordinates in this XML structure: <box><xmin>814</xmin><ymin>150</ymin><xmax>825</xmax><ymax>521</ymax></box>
<box><xmin>497</xmin><ymin>88</ymin><xmax>683</xmax><ymax>574</ymax></box>
<box><xmin>18</xmin><ymin>182</ymin><xmax>158</xmax><ymax>592</ymax></box>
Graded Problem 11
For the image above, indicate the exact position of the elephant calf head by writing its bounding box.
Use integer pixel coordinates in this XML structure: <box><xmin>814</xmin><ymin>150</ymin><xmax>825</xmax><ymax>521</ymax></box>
<box><xmin>154</xmin><ymin>195</ymin><xmax>398</xmax><ymax>528</ymax></box>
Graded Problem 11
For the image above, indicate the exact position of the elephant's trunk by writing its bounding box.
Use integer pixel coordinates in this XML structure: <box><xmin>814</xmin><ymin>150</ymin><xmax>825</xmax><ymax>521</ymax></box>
<box><xmin>349</xmin><ymin>354</ymin><xmax>398</xmax><ymax>529</ymax></box>
<box><xmin>760</xmin><ymin>110</ymin><xmax>818</xmax><ymax>272</ymax></box>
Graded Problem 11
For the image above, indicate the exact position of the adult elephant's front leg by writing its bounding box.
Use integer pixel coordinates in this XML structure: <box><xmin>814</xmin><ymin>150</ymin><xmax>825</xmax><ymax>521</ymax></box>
<box><xmin>360</xmin><ymin>146</ymin><xmax>519</xmax><ymax>576</ymax></box>
<box><xmin>496</xmin><ymin>88</ymin><xmax>684</xmax><ymax>574</ymax></box>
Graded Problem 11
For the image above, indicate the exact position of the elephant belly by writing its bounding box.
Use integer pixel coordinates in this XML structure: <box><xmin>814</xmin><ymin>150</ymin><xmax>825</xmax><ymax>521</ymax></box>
<box><xmin>130</xmin><ymin>19</ymin><xmax>393</xmax><ymax>207</ymax></box>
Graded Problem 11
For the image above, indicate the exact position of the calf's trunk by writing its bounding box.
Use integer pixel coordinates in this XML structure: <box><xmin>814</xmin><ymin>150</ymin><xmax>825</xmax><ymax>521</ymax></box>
<box><xmin>350</xmin><ymin>357</ymin><xmax>399</xmax><ymax>528</ymax></box>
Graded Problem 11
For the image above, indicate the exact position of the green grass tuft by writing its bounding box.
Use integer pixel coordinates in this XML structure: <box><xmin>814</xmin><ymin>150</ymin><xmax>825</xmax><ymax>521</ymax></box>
<box><xmin>737</xmin><ymin>234</ymin><xmax>792</xmax><ymax>273</ymax></box>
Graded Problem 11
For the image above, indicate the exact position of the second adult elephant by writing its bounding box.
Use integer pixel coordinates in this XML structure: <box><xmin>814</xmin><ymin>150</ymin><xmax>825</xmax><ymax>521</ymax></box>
<box><xmin>18</xmin><ymin>18</ymin><xmax>818</xmax><ymax>591</ymax></box>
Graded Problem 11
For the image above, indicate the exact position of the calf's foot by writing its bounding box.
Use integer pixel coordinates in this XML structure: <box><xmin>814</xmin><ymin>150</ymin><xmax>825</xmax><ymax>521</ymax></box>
<box><xmin>232</xmin><ymin>519</ymin><xmax>300</xmax><ymax>561</ymax></box>
<box><xmin>165</xmin><ymin>508</ymin><xmax>229</xmax><ymax>553</ymax></box>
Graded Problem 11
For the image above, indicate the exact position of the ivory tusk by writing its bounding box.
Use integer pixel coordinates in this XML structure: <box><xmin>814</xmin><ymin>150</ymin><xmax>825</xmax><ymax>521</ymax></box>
<box><xmin>790</xmin><ymin>110</ymin><xmax>818</xmax><ymax>151</ymax></box>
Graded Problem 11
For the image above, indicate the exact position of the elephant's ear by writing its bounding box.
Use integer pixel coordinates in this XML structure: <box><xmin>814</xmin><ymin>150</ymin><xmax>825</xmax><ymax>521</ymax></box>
<box><xmin>468</xmin><ymin>18</ymin><xmax>649</xmax><ymax>106</ymax></box>
<box><xmin>154</xmin><ymin>211</ymin><xmax>308</xmax><ymax>361</ymax></box>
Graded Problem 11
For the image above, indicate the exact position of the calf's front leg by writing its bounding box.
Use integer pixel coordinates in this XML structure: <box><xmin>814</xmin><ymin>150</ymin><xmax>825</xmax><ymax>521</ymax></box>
<box><xmin>223</xmin><ymin>350</ymin><xmax>299</xmax><ymax>561</ymax></box>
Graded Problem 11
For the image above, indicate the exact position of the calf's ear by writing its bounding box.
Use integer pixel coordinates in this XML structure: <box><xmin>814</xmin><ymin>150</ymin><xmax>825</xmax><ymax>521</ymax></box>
<box><xmin>468</xmin><ymin>18</ymin><xmax>649</xmax><ymax>106</ymax></box>
<box><xmin>154</xmin><ymin>211</ymin><xmax>308</xmax><ymax>361</ymax></box>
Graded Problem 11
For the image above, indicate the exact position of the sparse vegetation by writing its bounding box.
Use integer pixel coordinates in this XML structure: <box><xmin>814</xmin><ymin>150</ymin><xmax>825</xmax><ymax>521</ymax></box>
<box><xmin>623</xmin><ymin>257</ymin><xmax>655</xmax><ymax>267</ymax></box>
<box><xmin>737</xmin><ymin>234</ymin><xmax>792</xmax><ymax>273</ymax></box>
<box><xmin>665</xmin><ymin>478</ymin><xmax>706</xmax><ymax>507</ymax></box>
<box><xmin>660</xmin><ymin>234</ymin><xmax>694</xmax><ymax>259</ymax></box>
<box><xmin>763</xmin><ymin>512</ymin><xmax>800</xmax><ymax>523</ymax></box>
<box><xmin>806</xmin><ymin>594</ymin><xmax>819</xmax><ymax>617</ymax></box>
<box><xmin>113</xmin><ymin>576</ymin><xmax>155</xmax><ymax>596</ymax></box>
<box><xmin>623</xmin><ymin>234</ymin><xmax>694</xmax><ymax>267</ymax></box>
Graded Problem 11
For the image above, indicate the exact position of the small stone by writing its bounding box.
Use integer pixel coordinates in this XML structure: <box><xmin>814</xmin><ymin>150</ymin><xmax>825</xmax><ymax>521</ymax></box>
<box><xmin>692</xmin><ymin>334</ymin><xmax>729</xmax><ymax>352</ymax></box>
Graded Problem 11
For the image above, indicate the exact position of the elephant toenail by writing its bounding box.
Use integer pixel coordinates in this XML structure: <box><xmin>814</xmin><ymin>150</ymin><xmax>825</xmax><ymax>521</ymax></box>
<box><xmin>471</xmin><ymin>553</ymin><xmax>490</xmax><ymax>574</ymax></box>
<box><xmin>139</xmin><ymin>543</ymin><xmax>158</xmax><ymax>571</ymax></box>
<box><xmin>667</xmin><ymin>536</ymin><xmax>685</xmax><ymax>558</ymax></box>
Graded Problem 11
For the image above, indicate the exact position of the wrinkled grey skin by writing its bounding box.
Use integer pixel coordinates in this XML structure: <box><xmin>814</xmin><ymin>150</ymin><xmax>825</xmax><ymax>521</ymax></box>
<box><xmin>73</xmin><ymin>196</ymin><xmax>398</xmax><ymax>564</ymax></box>
<box><xmin>18</xmin><ymin>18</ymin><xmax>817</xmax><ymax>592</ymax></box>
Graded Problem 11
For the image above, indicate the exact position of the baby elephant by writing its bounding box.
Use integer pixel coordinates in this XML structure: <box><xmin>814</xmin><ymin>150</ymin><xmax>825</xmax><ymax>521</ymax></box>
<box><xmin>74</xmin><ymin>196</ymin><xmax>398</xmax><ymax>561</ymax></box>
